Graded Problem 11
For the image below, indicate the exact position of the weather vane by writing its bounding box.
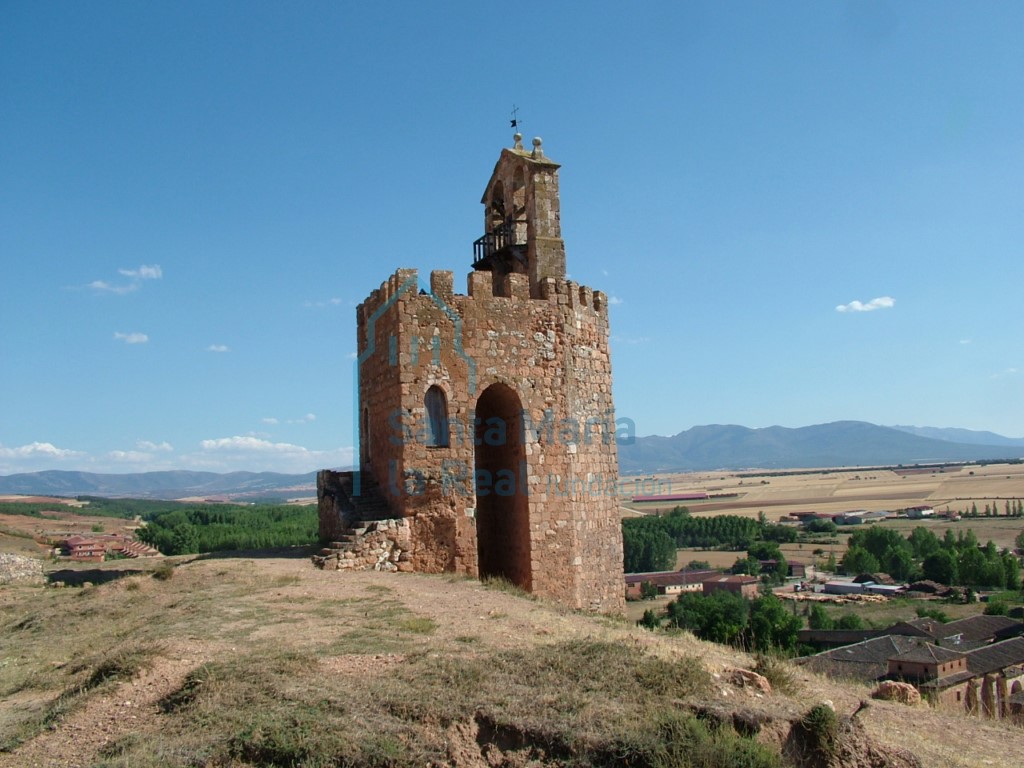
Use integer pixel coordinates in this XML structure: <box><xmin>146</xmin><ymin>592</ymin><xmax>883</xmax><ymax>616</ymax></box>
<box><xmin>510</xmin><ymin>104</ymin><xmax>520</xmax><ymax>131</ymax></box>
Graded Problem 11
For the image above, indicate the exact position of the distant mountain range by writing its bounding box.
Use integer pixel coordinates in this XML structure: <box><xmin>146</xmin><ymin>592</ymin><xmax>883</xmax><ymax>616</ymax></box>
<box><xmin>2</xmin><ymin>422</ymin><xmax>1022</xmax><ymax>498</ymax></box>
<box><xmin>0</xmin><ymin>470</ymin><xmax>318</xmax><ymax>500</ymax></box>
<box><xmin>616</xmin><ymin>421</ymin><xmax>1024</xmax><ymax>474</ymax></box>
<box><xmin>888</xmin><ymin>425</ymin><xmax>1024</xmax><ymax>448</ymax></box>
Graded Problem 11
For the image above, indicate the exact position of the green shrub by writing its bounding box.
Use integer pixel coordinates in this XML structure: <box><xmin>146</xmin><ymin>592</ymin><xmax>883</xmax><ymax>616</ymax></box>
<box><xmin>793</xmin><ymin>704</ymin><xmax>838</xmax><ymax>761</ymax></box>
<box><xmin>984</xmin><ymin>599</ymin><xmax>1009</xmax><ymax>616</ymax></box>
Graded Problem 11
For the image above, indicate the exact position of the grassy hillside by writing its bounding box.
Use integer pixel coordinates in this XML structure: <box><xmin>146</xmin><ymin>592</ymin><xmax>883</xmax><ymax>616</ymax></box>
<box><xmin>1</xmin><ymin>551</ymin><xmax>1021</xmax><ymax>767</ymax></box>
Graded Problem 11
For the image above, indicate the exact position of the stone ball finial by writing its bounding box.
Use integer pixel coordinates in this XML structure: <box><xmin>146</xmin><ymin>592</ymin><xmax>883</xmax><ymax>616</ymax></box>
<box><xmin>531</xmin><ymin>136</ymin><xmax>544</xmax><ymax>158</ymax></box>
<box><xmin>532</xmin><ymin>137</ymin><xmax>542</xmax><ymax>148</ymax></box>
<box><xmin>513</xmin><ymin>132</ymin><xmax>523</xmax><ymax>149</ymax></box>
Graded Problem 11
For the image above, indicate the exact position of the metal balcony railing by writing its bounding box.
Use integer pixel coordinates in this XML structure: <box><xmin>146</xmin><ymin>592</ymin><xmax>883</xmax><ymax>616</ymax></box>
<box><xmin>473</xmin><ymin>220</ymin><xmax>525</xmax><ymax>268</ymax></box>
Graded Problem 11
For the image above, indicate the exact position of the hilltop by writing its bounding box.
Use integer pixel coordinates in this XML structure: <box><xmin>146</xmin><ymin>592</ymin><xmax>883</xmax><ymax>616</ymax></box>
<box><xmin>1</xmin><ymin>552</ymin><xmax>1021</xmax><ymax>767</ymax></box>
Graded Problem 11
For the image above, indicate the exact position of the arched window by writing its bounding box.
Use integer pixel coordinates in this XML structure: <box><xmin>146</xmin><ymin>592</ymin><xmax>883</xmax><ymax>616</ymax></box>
<box><xmin>424</xmin><ymin>386</ymin><xmax>449</xmax><ymax>447</ymax></box>
<box><xmin>488</xmin><ymin>181</ymin><xmax>506</xmax><ymax>232</ymax></box>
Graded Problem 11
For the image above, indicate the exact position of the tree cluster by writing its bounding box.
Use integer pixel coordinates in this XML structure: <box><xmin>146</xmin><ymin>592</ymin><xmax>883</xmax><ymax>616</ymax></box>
<box><xmin>839</xmin><ymin>525</ymin><xmax>1021</xmax><ymax>589</ymax></box>
<box><xmin>622</xmin><ymin>507</ymin><xmax>765</xmax><ymax>572</ymax></box>
<box><xmin>953</xmin><ymin>499</ymin><xmax>1024</xmax><ymax>518</ymax></box>
<box><xmin>665</xmin><ymin>591</ymin><xmax>802</xmax><ymax>653</ymax></box>
<box><xmin>622</xmin><ymin>515</ymin><xmax>678</xmax><ymax>573</ymax></box>
<box><xmin>137</xmin><ymin>504</ymin><xmax>319</xmax><ymax>555</ymax></box>
<box><xmin>731</xmin><ymin>540</ymin><xmax>789</xmax><ymax>585</ymax></box>
<box><xmin>0</xmin><ymin>502</ymin><xmax>48</xmax><ymax>518</ymax></box>
<box><xmin>803</xmin><ymin>518</ymin><xmax>838</xmax><ymax>535</ymax></box>
<box><xmin>806</xmin><ymin>603</ymin><xmax>865</xmax><ymax>631</ymax></box>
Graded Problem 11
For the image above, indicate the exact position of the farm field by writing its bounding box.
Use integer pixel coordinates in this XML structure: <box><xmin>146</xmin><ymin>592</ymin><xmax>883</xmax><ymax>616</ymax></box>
<box><xmin>623</xmin><ymin>462</ymin><xmax>1024</xmax><ymax>521</ymax></box>
<box><xmin>635</xmin><ymin>463</ymin><xmax>1024</xmax><ymax>576</ymax></box>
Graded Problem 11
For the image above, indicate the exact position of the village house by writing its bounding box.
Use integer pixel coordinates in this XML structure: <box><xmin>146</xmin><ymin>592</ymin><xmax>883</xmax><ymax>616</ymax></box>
<box><xmin>788</xmin><ymin>561</ymin><xmax>812</xmax><ymax>579</ymax></box>
<box><xmin>917</xmin><ymin>637</ymin><xmax>1024</xmax><ymax>716</ymax></box>
<box><xmin>887</xmin><ymin>643</ymin><xmax>968</xmax><ymax>684</ymax></box>
<box><xmin>702</xmin><ymin>574</ymin><xmax>759</xmax><ymax>599</ymax></box>
<box><xmin>61</xmin><ymin>534</ymin><xmax>159</xmax><ymax>562</ymax></box>
<box><xmin>624</xmin><ymin>569</ymin><xmax>718</xmax><ymax>600</ymax></box>
<box><xmin>904</xmin><ymin>505</ymin><xmax>936</xmax><ymax>519</ymax></box>
<box><xmin>797</xmin><ymin>616</ymin><xmax>1024</xmax><ymax>720</ymax></box>
<box><xmin>63</xmin><ymin>536</ymin><xmax>106</xmax><ymax>561</ymax></box>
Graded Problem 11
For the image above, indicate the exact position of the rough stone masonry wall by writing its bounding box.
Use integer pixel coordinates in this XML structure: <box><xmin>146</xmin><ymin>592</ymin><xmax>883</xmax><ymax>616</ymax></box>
<box><xmin>317</xmin><ymin>519</ymin><xmax>413</xmax><ymax>573</ymax></box>
<box><xmin>0</xmin><ymin>553</ymin><xmax>45</xmax><ymax>586</ymax></box>
<box><xmin>316</xmin><ymin>469</ymin><xmax>353</xmax><ymax>543</ymax></box>
<box><xmin>353</xmin><ymin>266</ymin><xmax>624</xmax><ymax>613</ymax></box>
<box><xmin>480</xmin><ymin>146</ymin><xmax>565</xmax><ymax>297</ymax></box>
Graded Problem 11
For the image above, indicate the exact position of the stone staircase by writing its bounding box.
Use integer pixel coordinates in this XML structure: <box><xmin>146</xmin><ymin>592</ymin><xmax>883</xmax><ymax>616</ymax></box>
<box><xmin>313</xmin><ymin>470</ymin><xmax>412</xmax><ymax>572</ymax></box>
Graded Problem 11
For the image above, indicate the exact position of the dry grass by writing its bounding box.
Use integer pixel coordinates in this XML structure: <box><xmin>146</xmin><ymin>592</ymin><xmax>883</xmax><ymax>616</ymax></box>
<box><xmin>2</xmin><ymin>555</ymin><xmax>1022</xmax><ymax>767</ymax></box>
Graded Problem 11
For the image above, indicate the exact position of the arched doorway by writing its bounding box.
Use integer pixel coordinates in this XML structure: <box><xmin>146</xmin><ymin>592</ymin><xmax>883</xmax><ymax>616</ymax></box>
<box><xmin>474</xmin><ymin>383</ymin><xmax>531</xmax><ymax>590</ymax></box>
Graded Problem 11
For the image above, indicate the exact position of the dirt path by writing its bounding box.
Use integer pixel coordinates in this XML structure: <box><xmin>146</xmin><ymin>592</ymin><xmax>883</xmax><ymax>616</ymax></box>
<box><xmin>0</xmin><ymin>642</ymin><xmax>207</xmax><ymax>768</ymax></box>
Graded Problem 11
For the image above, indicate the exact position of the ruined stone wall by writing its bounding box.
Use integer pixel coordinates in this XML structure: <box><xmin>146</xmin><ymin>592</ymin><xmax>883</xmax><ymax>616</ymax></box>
<box><xmin>0</xmin><ymin>553</ymin><xmax>45</xmax><ymax>586</ymax></box>
<box><xmin>353</xmin><ymin>266</ymin><xmax>624</xmax><ymax>613</ymax></box>
<box><xmin>315</xmin><ymin>519</ymin><xmax>412</xmax><ymax>572</ymax></box>
<box><xmin>317</xmin><ymin>470</ymin><xmax>353</xmax><ymax>542</ymax></box>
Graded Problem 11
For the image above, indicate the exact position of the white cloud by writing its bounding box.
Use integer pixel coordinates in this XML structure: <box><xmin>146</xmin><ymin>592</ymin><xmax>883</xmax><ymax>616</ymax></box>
<box><xmin>114</xmin><ymin>331</ymin><xmax>149</xmax><ymax>344</ymax></box>
<box><xmin>607</xmin><ymin>295</ymin><xmax>624</xmax><ymax>306</ymax></box>
<box><xmin>200</xmin><ymin>436</ymin><xmax>306</xmax><ymax>452</ymax></box>
<box><xmin>0</xmin><ymin>442</ymin><xmax>81</xmax><ymax>460</ymax></box>
<box><xmin>835</xmin><ymin>296</ymin><xmax>895</xmax><ymax>313</ymax></box>
<box><xmin>86</xmin><ymin>264</ymin><xmax>162</xmax><ymax>294</ymax></box>
<box><xmin>0</xmin><ymin>441</ymin><xmax>85</xmax><ymax>473</ymax></box>
<box><xmin>611</xmin><ymin>334</ymin><xmax>650</xmax><ymax>345</ymax></box>
<box><xmin>207</xmin><ymin>344</ymin><xmax>230</xmax><ymax>353</ymax></box>
<box><xmin>0</xmin><ymin>436</ymin><xmax>353</xmax><ymax>474</ymax></box>
<box><xmin>119</xmin><ymin>264</ymin><xmax>163</xmax><ymax>280</ymax></box>
<box><xmin>107</xmin><ymin>450</ymin><xmax>154</xmax><ymax>463</ymax></box>
<box><xmin>304</xmin><ymin>297</ymin><xmax>344</xmax><ymax>308</ymax></box>
<box><xmin>347</xmin><ymin>351</ymin><xmax>358</xmax><ymax>361</ymax></box>
<box><xmin>89</xmin><ymin>279</ymin><xmax>138</xmax><ymax>295</ymax></box>
<box><xmin>989</xmin><ymin>367</ymin><xmax>1020</xmax><ymax>380</ymax></box>
<box><xmin>959</xmin><ymin>339</ymin><xmax>972</xmax><ymax>345</ymax></box>
<box><xmin>193</xmin><ymin>435</ymin><xmax>354</xmax><ymax>473</ymax></box>
<box><xmin>136</xmin><ymin>440</ymin><xmax>173</xmax><ymax>452</ymax></box>
<box><xmin>263</xmin><ymin>414</ymin><xmax>317</xmax><ymax>425</ymax></box>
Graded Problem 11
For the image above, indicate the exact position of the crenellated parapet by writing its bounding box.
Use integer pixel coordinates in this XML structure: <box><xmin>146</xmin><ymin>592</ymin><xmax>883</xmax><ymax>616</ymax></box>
<box><xmin>358</xmin><ymin>268</ymin><xmax>608</xmax><ymax>325</ymax></box>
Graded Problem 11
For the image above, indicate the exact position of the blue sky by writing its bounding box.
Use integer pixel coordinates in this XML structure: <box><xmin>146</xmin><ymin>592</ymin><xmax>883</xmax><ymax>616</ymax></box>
<box><xmin>2</xmin><ymin>1</ymin><xmax>1023</xmax><ymax>475</ymax></box>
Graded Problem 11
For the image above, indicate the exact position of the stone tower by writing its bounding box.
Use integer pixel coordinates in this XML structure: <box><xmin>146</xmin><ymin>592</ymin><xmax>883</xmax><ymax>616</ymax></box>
<box><xmin>317</xmin><ymin>135</ymin><xmax>624</xmax><ymax>613</ymax></box>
